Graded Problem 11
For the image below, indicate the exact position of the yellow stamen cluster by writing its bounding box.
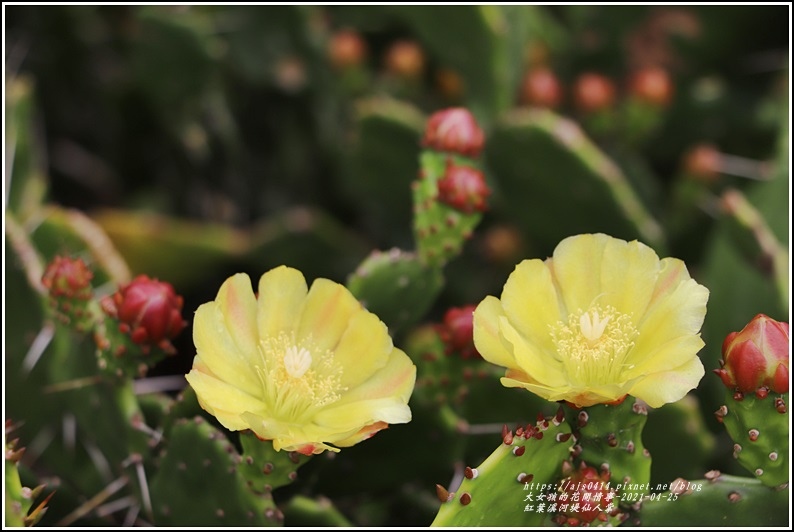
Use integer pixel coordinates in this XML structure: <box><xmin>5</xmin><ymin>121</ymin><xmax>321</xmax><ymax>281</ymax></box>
<box><xmin>256</xmin><ymin>333</ymin><xmax>345</xmax><ymax>422</ymax></box>
<box><xmin>550</xmin><ymin>305</ymin><xmax>638</xmax><ymax>386</ymax></box>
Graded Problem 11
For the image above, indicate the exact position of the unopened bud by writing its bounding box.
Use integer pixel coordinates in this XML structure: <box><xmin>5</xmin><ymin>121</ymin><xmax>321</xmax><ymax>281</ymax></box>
<box><xmin>715</xmin><ymin>314</ymin><xmax>789</xmax><ymax>394</ymax></box>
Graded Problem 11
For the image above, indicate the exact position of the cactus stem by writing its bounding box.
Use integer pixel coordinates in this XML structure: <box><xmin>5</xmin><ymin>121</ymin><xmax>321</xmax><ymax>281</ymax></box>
<box><xmin>459</xmin><ymin>492</ymin><xmax>472</xmax><ymax>505</ymax></box>
<box><xmin>748</xmin><ymin>429</ymin><xmax>760</xmax><ymax>442</ymax></box>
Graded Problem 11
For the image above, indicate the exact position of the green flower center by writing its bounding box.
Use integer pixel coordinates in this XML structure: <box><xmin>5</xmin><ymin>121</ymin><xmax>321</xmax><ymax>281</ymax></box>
<box><xmin>256</xmin><ymin>333</ymin><xmax>345</xmax><ymax>421</ymax></box>
<box><xmin>550</xmin><ymin>305</ymin><xmax>638</xmax><ymax>386</ymax></box>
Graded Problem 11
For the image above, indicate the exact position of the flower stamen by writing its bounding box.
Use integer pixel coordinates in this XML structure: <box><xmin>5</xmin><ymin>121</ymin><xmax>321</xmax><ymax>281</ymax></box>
<box><xmin>551</xmin><ymin>305</ymin><xmax>638</xmax><ymax>386</ymax></box>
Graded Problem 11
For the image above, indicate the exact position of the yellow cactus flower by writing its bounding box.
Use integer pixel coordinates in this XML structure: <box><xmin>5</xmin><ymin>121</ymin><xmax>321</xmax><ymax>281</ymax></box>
<box><xmin>186</xmin><ymin>266</ymin><xmax>416</xmax><ymax>455</ymax></box>
<box><xmin>473</xmin><ymin>233</ymin><xmax>709</xmax><ymax>408</ymax></box>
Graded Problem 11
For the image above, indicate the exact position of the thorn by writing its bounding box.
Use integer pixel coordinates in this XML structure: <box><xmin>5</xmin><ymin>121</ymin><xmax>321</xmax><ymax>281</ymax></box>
<box><xmin>748</xmin><ymin>429</ymin><xmax>759</xmax><ymax>442</ymax></box>
<box><xmin>459</xmin><ymin>492</ymin><xmax>472</xmax><ymax>505</ymax></box>
<box><xmin>436</xmin><ymin>484</ymin><xmax>450</xmax><ymax>503</ymax></box>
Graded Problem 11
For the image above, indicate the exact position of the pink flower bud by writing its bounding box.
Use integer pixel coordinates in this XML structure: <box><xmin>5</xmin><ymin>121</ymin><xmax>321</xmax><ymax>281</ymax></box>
<box><xmin>102</xmin><ymin>275</ymin><xmax>187</xmax><ymax>352</ymax></box>
<box><xmin>436</xmin><ymin>305</ymin><xmax>480</xmax><ymax>359</ymax></box>
<box><xmin>422</xmin><ymin>108</ymin><xmax>484</xmax><ymax>158</ymax></box>
<box><xmin>41</xmin><ymin>256</ymin><xmax>93</xmax><ymax>300</ymax></box>
<box><xmin>715</xmin><ymin>314</ymin><xmax>790</xmax><ymax>394</ymax></box>
<box><xmin>436</xmin><ymin>162</ymin><xmax>490</xmax><ymax>214</ymax></box>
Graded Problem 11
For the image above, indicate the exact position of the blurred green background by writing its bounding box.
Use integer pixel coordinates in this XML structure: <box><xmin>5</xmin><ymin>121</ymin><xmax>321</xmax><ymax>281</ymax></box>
<box><xmin>4</xmin><ymin>4</ymin><xmax>790</xmax><ymax>527</ymax></box>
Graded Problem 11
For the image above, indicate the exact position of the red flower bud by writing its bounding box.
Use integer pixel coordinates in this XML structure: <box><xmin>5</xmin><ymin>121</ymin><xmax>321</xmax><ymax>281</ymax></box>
<box><xmin>328</xmin><ymin>29</ymin><xmax>367</xmax><ymax>70</ymax></box>
<box><xmin>437</xmin><ymin>162</ymin><xmax>490</xmax><ymax>214</ymax></box>
<box><xmin>573</xmin><ymin>72</ymin><xmax>616</xmax><ymax>113</ymax></box>
<box><xmin>555</xmin><ymin>462</ymin><xmax>618</xmax><ymax>525</ymax></box>
<box><xmin>715</xmin><ymin>314</ymin><xmax>790</xmax><ymax>394</ymax></box>
<box><xmin>520</xmin><ymin>67</ymin><xmax>563</xmax><ymax>109</ymax></box>
<box><xmin>436</xmin><ymin>304</ymin><xmax>480</xmax><ymax>359</ymax></box>
<box><xmin>627</xmin><ymin>66</ymin><xmax>673</xmax><ymax>106</ymax></box>
<box><xmin>102</xmin><ymin>275</ymin><xmax>187</xmax><ymax>352</ymax></box>
<box><xmin>422</xmin><ymin>108</ymin><xmax>485</xmax><ymax>158</ymax></box>
<box><xmin>41</xmin><ymin>256</ymin><xmax>93</xmax><ymax>300</ymax></box>
<box><xmin>384</xmin><ymin>39</ymin><xmax>425</xmax><ymax>79</ymax></box>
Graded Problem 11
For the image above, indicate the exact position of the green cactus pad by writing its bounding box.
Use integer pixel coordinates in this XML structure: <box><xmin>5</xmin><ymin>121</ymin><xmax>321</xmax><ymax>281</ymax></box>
<box><xmin>566</xmin><ymin>399</ymin><xmax>652</xmax><ymax>505</ymax></box>
<box><xmin>238</xmin><ymin>431</ymin><xmax>311</xmax><ymax>494</ymax></box>
<box><xmin>719</xmin><ymin>392</ymin><xmax>789</xmax><ymax>489</ymax></box>
<box><xmin>413</xmin><ymin>151</ymin><xmax>484</xmax><ymax>269</ymax></box>
<box><xmin>344</xmin><ymin>97</ymin><xmax>425</xmax><ymax>247</ymax></box>
<box><xmin>485</xmin><ymin>108</ymin><xmax>665</xmax><ymax>253</ymax></box>
<box><xmin>347</xmin><ymin>248</ymin><xmax>444</xmax><ymax>335</ymax></box>
<box><xmin>430</xmin><ymin>411</ymin><xmax>574</xmax><ymax>526</ymax></box>
<box><xmin>149</xmin><ymin>417</ymin><xmax>282</xmax><ymax>526</ymax></box>
<box><xmin>637</xmin><ymin>473</ymin><xmax>789</xmax><ymax>527</ymax></box>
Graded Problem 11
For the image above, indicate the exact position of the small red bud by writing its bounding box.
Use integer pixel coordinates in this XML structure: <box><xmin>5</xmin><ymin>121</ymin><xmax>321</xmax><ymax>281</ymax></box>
<box><xmin>436</xmin><ymin>162</ymin><xmax>490</xmax><ymax>214</ymax></box>
<box><xmin>384</xmin><ymin>40</ymin><xmax>425</xmax><ymax>79</ymax></box>
<box><xmin>717</xmin><ymin>314</ymin><xmax>790</xmax><ymax>394</ymax></box>
<box><xmin>422</xmin><ymin>107</ymin><xmax>485</xmax><ymax>157</ymax></box>
<box><xmin>627</xmin><ymin>66</ymin><xmax>673</xmax><ymax>106</ymax></box>
<box><xmin>435</xmin><ymin>304</ymin><xmax>480</xmax><ymax>359</ymax></box>
<box><xmin>102</xmin><ymin>275</ymin><xmax>187</xmax><ymax>351</ymax></box>
<box><xmin>42</xmin><ymin>256</ymin><xmax>93</xmax><ymax>299</ymax></box>
<box><xmin>557</xmin><ymin>462</ymin><xmax>618</xmax><ymax>524</ymax></box>
<box><xmin>519</xmin><ymin>67</ymin><xmax>563</xmax><ymax>109</ymax></box>
<box><xmin>573</xmin><ymin>72</ymin><xmax>616</xmax><ymax>113</ymax></box>
<box><xmin>328</xmin><ymin>29</ymin><xmax>367</xmax><ymax>70</ymax></box>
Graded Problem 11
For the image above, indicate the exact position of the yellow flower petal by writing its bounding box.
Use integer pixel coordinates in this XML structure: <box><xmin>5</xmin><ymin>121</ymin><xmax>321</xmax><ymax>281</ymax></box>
<box><xmin>629</xmin><ymin>277</ymin><xmax>709</xmax><ymax>369</ymax></box>
<box><xmin>333</xmin><ymin>421</ymin><xmax>389</xmax><ymax>448</ymax></box>
<box><xmin>186</xmin><ymin>359</ymin><xmax>268</xmax><ymax>431</ymax></box>
<box><xmin>498</xmin><ymin>316</ymin><xmax>568</xmax><ymax>387</ymax></box>
<box><xmin>296</xmin><ymin>278</ymin><xmax>362</xmax><ymax>352</ymax></box>
<box><xmin>500</xmin><ymin>259</ymin><xmax>562</xmax><ymax>355</ymax></box>
<box><xmin>599</xmin><ymin>237</ymin><xmax>660</xmax><ymax>318</ymax></box>
<box><xmin>257</xmin><ymin>266</ymin><xmax>308</xmax><ymax>340</ymax></box>
<box><xmin>192</xmin><ymin>281</ymin><xmax>261</xmax><ymax>397</ymax></box>
<box><xmin>472</xmin><ymin>296</ymin><xmax>518</xmax><ymax>369</ymax></box>
<box><xmin>332</xmin><ymin>309</ymin><xmax>393</xmax><ymax>389</ymax></box>
<box><xmin>551</xmin><ymin>233</ymin><xmax>610</xmax><ymax>313</ymax></box>
<box><xmin>629</xmin><ymin>357</ymin><xmax>705</xmax><ymax>408</ymax></box>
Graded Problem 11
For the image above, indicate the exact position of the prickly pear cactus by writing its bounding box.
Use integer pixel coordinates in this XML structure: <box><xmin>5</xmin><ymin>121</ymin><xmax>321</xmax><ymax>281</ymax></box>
<box><xmin>565</xmin><ymin>399</ymin><xmax>652</xmax><ymax>507</ymax></box>
<box><xmin>347</xmin><ymin>248</ymin><xmax>444</xmax><ymax>335</ymax></box>
<box><xmin>636</xmin><ymin>472</ymin><xmax>789</xmax><ymax>527</ymax></box>
<box><xmin>431</xmin><ymin>410</ymin><xmax>574</xmax><ymax>527</ymax></box>
<box><xmin>149</xmin><ymin>417</ymin><xmax>285</xmax><ymax>527</ymax></box>
<box><xmin>715</xmin><ymin>393</ymin><xmax>789</xmax><ymax>489</ymax></box>
<box><xmin>5</xmin><ymin>422</ymin><xmax>53</xmax><ymax>527</ymax></box>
